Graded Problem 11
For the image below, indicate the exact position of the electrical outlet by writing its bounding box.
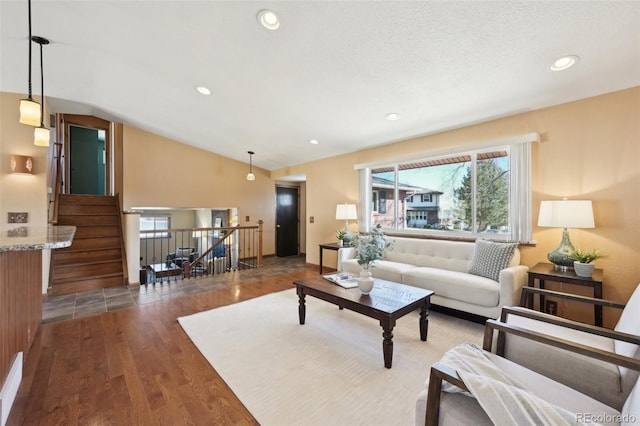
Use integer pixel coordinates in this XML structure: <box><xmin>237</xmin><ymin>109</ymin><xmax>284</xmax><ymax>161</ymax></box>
<box><xmin>545</xmin><ymin>300</ymin><xmax>558</xmax><ymax>315</ymax></box>
<box><xmin>8</xmin><ymin>212</ymin><xmax>28</xmax><ymax>223</ymax></box>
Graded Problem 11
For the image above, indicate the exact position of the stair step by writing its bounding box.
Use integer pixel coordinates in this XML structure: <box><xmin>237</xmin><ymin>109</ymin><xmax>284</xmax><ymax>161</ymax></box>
<box><xmin>51</xmin><ymin>194</ymin><xmax>126</xmax><ymax>296</ymax></box>
<box><xmin>59</xmin><ymin>194</ymin><xmax>118</xmax><ymax>206</ymax></box>
<box><xmin>56</xmin><ymin>215</ymin><xmax>120</xmax><ymax>226</ymax></box>
<box><xmin>59</xmin><ymin>236</ymin><xmax>121</xmax><ymax>252</ymax></box>
<box><xmin>49</xmin><ymin>274</ymin><xmax>125</xmax><ymax>295</ymax></box>
<box><xmin>53</xmin><ymin>249</ymin><xmax>122</xmax><ymax>266</ymax></box>
<box><xmin>59</xmin><ymin>204</ymin><xmax>119</xmax><ymax>216</ymax></box>
<box><xmin>72</xmin><ymin>226</ymin><xmax>120</xmax><ymax>239</ymax></box>
<box><xmin>52</xmin><ymin>260</ymin><xmax>123</xmax><ymax>280</ymax></box>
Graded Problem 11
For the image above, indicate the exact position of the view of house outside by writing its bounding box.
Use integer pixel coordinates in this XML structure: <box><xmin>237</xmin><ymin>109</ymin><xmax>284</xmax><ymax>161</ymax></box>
<box><xmin>371</xmin><ymin>150</ymin><xmax>510</xmax><ymax>236</ymax></box>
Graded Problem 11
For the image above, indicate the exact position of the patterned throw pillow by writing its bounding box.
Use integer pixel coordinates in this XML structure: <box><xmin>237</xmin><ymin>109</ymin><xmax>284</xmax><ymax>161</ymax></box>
<box><xmin>468</xmin><ymin>239</ymin><xmax>517</xmax><ymax>282</ymax></box>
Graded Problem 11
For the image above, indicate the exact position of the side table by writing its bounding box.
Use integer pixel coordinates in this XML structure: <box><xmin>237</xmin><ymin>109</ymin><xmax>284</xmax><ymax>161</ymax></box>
<box><xmin>318</xmin><ymin>242</ymin><xmax>345</xmax><ymax>274</ymax></box>
<box><xmin>526</xmin><ymin>262</ymin><xmax>604</xmax><ymax>326</ymax></box>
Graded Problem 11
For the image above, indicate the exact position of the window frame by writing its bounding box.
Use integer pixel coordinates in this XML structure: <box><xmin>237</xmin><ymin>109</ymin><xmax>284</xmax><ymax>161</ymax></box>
<box><xmin>140</xmin><ymin>214</ymin><xmax>172</xmax><ymax>239</ymax></box>
<box><xmin>355</xmin><ymin>133</ymin><xmax>536</xmax><ymax>243</ymax></box>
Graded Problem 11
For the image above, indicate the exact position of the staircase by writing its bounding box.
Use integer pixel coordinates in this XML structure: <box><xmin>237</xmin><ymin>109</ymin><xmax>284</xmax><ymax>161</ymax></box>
<box><xmin>49</xmin><ymin>194</ymin><xmax>127</xmax><ymax>296</ymax></box>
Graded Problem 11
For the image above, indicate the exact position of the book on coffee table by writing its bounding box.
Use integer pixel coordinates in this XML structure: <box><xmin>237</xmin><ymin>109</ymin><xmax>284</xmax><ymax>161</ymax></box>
<box><xmin>323</xmin><ymin>272</ymin><xmax>359</xmax><ymax>288</ymax></box>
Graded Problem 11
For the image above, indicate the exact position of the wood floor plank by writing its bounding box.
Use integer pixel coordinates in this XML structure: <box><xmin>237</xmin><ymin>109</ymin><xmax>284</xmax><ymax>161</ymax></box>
<box><xmin>8</xmin><ymin>264</ymin><xmax>315</xmax><ymax>425</ymax></box>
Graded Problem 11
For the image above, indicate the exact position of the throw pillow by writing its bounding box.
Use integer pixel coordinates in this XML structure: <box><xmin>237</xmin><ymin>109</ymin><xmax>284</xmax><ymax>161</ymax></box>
<box><xmin>468</xmin><ymin>239</ymin><xmax>517</xmax><ymax>282</ymax></box>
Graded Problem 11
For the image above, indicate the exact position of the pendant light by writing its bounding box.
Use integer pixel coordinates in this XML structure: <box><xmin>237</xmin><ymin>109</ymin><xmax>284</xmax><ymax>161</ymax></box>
<box><xmin>19</xmin><ymin>0</ymin><xmax>41</xmax><ymax>127</ymax></box>
<box><xmin>33</xmin><ymin>35</ymin><xmax>50</xmax><ymax>147</ymax></box>
<box><xmin>246</xmin><ymin>151</ymin><xmax>255</xmax><ymax>181</ymax></box>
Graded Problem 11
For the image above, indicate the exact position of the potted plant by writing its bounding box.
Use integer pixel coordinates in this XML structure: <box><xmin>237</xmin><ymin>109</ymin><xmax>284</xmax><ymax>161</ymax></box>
<box><xmin>336</xmin><ymin>230</ymin><xmax>347</xmax><ymax>246</ymax></box>
<box><xmin>353</xmin><ymin>224</ymin><xmax>390</xmax><ymax>294</ymax></box>
<box><xmin>569</xmin><ymin>247</ymin><xmax>606</xmax><ymax>277</ymax></box>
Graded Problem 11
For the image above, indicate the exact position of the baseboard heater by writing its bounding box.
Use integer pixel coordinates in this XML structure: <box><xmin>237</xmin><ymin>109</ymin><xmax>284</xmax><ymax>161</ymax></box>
<box><xmin>0</xmin><ymin>352</ymin><xmax>23</xmax><ymax>426</ymax></box>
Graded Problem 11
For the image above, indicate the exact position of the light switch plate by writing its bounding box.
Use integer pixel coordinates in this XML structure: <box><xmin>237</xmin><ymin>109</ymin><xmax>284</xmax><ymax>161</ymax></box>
<box><xmin>8</xmin><ymin>212</ymin><xmax>28</xmax><ymax>223</ymax></box>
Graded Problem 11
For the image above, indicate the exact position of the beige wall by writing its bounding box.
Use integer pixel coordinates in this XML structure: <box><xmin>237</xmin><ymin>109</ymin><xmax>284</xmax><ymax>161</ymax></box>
<box><xmin>121</xmin><ymin>125</ymin><xmax>276</xmax><ymax>255</ymax></box>
<box><xmin>0</xmin><ymin>92</ymin><xmax>49</xmax><ymax>228</ymax></box>
<box><xmin>272</xmin><ymin>87</ymin><xmax>640</xmax><ymax>327</ymax></box>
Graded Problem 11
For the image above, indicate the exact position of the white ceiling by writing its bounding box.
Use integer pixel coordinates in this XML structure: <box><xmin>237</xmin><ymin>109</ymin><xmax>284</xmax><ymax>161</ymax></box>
<box><xmin>1</xmin><ymin>1</ymin><xmax>639</xmax><ymax>173</ymax></box>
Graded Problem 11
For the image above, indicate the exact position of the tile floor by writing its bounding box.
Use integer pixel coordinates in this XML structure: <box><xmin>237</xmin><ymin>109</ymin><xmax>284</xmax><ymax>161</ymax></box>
<box><xmin>42</xmin><ymin>255</ymin><xmax>313</xmax><ymax>324</ymax></box>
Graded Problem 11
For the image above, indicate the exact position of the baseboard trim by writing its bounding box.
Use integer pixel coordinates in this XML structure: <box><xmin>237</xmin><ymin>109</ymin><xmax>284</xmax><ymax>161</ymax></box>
<box><xmin>0</xmin><ymin>352</ymin><xmax>23</xmax><ymax>426</ymax></box>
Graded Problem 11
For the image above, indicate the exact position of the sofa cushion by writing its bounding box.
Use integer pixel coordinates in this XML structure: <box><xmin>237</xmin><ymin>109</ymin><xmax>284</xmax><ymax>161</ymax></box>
<box><xmin>341</xmin><ymin>258</ymin><xmax>415</xmax><ymax>283</ymax></box>
<box><xmin>385</xmin><ymin>237</ymin><xmax>475</xmax><ymax>273</ymax></box>
<box><xmin>403</xmin><ymin>267</ymin><xmax>499</xmax><ymax>307</ymax></box>
<box><xmin>504</xmin><ymin>312</ymin><xmax>624</xmax><ymax>410</ymax></box>
<box><xmin>468</xmin><ymin>239</ymin><xmax>517</xmax><ymax>282</ymax></box>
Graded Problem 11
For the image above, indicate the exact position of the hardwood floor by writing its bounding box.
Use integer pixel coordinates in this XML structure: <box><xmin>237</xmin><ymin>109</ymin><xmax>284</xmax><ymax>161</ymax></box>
<box><xmin>8</xmin><ymin>267</ymin><xmax>318</xmax><ymax>425</ymax></box>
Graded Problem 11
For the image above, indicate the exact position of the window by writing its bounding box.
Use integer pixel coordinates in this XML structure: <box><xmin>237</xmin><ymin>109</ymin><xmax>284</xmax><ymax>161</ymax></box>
<box><xmin>358</xmin><ymin>134</ymin><xmax>536</xmax><ymax>242</ymax></box>
<box><xmin>140</xmin><ymin>215</ymin><xmax>171</xmax><ymax>239</ymax></box>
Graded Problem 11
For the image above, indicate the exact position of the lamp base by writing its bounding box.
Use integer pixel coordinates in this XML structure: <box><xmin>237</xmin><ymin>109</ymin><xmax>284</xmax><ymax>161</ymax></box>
<box><xmin>547</xmin><ymin>228</ymin><xmax>575</xmax><ymax>270</ymax></box>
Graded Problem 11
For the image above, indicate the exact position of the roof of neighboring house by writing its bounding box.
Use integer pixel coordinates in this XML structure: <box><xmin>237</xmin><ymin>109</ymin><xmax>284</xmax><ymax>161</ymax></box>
<box><xmin>372</xmin><ymin>176</ymin><xmax>442</xmax><ymax>195</ymax></box>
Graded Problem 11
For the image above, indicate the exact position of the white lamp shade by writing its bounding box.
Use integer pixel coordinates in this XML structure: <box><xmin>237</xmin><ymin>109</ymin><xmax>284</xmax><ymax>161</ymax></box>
<box><xmin>19</xmin><ymin>98</ymin><xmax>41</xmax><ymax>127</ymax></box>
<box><xmin>246</xmin><ymin>172</ymin><xmax>255</xmax><ymax>181</ymax></box>
<box><xmin>336</xmin><ymin>204</ymin><xmax>357</xmax><ymax>220</ymax></box>
<box><xmin>538</xmin><ymin>199</ymin><xmax>595</xmax><ymax>229</ymax></box>
<box><xmin>34</xmin><ymin>126</ymin><xmax>50</xmax><ymax>147</ymax></box>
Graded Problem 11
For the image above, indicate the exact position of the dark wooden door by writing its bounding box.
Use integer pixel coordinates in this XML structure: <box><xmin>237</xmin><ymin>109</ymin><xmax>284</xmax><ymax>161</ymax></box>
<box><xmin>276</xmin><ymin>186</ymin><xmax>299</xmax><ymax>257</ymax></box>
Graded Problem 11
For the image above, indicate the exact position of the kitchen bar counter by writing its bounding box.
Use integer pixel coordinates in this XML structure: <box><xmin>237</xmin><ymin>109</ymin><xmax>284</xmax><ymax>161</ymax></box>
<box><xmin>0</xmin><ymin>225</ymin><xmax>75</xmax><ymax>252</ymax></box>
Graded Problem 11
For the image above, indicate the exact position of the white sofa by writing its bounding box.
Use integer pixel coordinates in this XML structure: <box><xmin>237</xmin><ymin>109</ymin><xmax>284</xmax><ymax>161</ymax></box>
<box><xmin>338</xmin><ymin>237</ymin><xmax>528</xmax><ymax>318</ymax></box>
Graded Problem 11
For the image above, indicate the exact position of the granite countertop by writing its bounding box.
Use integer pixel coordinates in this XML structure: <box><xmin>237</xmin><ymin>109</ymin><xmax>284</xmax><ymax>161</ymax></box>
<box><xmin>0</xmin><ymin>226</ymin><xmax>76</xmax><ymax>252</ymax></box>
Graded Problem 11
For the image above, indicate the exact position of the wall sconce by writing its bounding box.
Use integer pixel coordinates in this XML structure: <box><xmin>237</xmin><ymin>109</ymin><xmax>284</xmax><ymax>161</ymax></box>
<box><xmin>537</xmin><ymin>198</ymin><xmax>595</xmax><ymax>270</ymax></box>
<box><xmin>10</xmin><ymin>155</ymin><xmax>34</xmax><ymax>174</ymax></box>
<box><xmin>246</xmin><ymin>150</ymin><xmax>255</xmax><ymax>181</ymax></box>
<box><xmin>336</xmin><ymin>203</ymin><xmax>357</xmax><ymax>233</ymax></box>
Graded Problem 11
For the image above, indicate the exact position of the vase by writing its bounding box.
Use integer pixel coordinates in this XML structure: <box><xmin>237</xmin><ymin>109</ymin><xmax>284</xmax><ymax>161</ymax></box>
<box><xmin>574</xmin><ymin>261</ymin><xmax>595</xmax><ymax>278</ymax></box>
<box><xmin>337</xmin><ymin>239</ymin><xmax>343</xmax><ymax>247</ymax></box>
<box><xmin>358</xmin><ymin>269</ymin><xmax>374</xmax><ymax>295</ymax></box>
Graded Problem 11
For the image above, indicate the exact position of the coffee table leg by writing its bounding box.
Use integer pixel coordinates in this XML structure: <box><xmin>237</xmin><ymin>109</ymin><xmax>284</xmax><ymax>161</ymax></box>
<box><xmin>296</xmin><ymin>286</ymin><xmax>306</xmax><ymax>325</ymax></box>
<box><xmin>381</xmin><ymin>319</ymin><xmax>395</xmax><ymax>369</ymax></box>
<box><xmin>419</xmin><ymin>300</ymin><xmax>429</xmax><ymax>341</ymax></box>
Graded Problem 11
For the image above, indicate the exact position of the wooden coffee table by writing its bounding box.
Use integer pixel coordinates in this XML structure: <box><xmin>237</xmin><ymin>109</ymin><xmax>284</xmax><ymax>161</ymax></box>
<box><xmin>293</xmin><ymin>275</ymin><xmax>434</xmax><ymax>369</ymax></box>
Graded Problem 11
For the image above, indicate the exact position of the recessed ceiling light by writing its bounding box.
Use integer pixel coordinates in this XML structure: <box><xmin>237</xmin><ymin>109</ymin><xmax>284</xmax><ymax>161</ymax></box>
<box><xmin>257</xmin><ymin>10</ymin><xmax>281</xmax><ymax>30</ymax></box>
<box><xmin>550</xmin><ymin>55</ymin><xmax>579</xmax><ymax>71</ymax></box>
<box><xmin>196</xmin><ymin>86</ymin><xmax>211</xmax><ymax>95</ymax></box>
<box><xmin>309</xmin><ymin>139</ymin><xmax>319</xmax><ymax>145</ymax></box>
<box><xmin>385</xmin><ymin>113</ymin><xmax>400</xmax><ymax>121</ymax></box>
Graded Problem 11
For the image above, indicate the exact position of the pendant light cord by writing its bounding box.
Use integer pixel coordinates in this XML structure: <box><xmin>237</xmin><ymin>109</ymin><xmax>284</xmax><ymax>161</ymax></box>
<box><xmin>27</xmin><ymin>0</ymin><xmax>33</xmax><ymax>99</ymax></box>
<box><xmin>39</xmin><ymin>40</ymin><xmax>44</xmax><ymax>126</ymax></box>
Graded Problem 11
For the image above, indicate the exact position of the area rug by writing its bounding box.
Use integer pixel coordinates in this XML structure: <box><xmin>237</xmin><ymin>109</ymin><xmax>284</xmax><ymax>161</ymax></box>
<box><xmin>178</xmin><ymin>289</ymin><xmax>483</xmax><ymax>426</ymax></box>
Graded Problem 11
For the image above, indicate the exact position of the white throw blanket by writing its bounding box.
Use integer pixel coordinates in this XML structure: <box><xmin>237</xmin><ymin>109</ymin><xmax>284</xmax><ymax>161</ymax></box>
<box><xmin>439</xmin><ymin>343</ymin><xmax>599</xmax><ymax>426</ymax></box>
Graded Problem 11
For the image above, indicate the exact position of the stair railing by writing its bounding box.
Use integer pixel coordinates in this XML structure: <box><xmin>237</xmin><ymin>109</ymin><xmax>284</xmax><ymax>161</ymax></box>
<box><xmin>48</xmin><ymin>113</ymin><xmax>65</xmax><ymax>224</ymax></box>
<box><xmin>139</xmin><ymin>222</ymin><xmax>263</xmax><ymax>284</ymax></box>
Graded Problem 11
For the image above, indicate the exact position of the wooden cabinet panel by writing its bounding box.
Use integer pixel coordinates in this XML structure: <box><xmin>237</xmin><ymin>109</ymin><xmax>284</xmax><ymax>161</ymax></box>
<box><xmin>0</xmin><ymin>250</ymin><xmax>42</xmax><ymax>385</ymax></box>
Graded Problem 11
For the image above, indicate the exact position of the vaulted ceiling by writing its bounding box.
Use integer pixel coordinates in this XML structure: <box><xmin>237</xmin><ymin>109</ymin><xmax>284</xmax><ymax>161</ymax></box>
<box><xmin>1</xmin><ymin>1</ymin><xmax>639</xmax><ymax>172</ymax></box>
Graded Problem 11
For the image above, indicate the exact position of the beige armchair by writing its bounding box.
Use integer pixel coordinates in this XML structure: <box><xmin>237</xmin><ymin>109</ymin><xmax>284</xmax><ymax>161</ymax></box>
<box><xmin>419</xmin><ymin>319</ymin><xmax>640</xmax><ymax>426</ymax></box>
<box><xmin>497</xmin><ymin>283</ymin><xmax>640</xmax><ymax>410</ymax></box>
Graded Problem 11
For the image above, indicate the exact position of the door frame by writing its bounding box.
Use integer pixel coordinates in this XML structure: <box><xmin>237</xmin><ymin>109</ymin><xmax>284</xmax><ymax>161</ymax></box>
<box><xmin>275</xmin><ymin>184</ymin><xmax>300</xmax><ymax>256</ymax></box>
<box><xmin>62</xmin><ymin>114</ymin><xmax>112</xmax><ymax>195</ymax></box>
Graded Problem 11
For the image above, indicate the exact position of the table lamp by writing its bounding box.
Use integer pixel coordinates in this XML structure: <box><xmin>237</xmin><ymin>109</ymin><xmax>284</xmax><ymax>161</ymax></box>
<box><xmin>336</xmin><ymin>203</ymin><xmax>357</xmax><ymax>233</ymax></box>
<box><xmin>537</xmin><ymin>198</ymin><xmax>595</xmax><ymax>270</ymax></box>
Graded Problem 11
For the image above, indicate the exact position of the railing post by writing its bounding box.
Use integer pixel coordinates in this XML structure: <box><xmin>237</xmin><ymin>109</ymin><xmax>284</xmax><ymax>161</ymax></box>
<box><xmin>183</xmin><ymin>260</ymin><xmax>191</xmax><ymax>279</ymax></box>
<box><xmin>257</xmin><ymin>220</ymin><xmax>264</xmax><ymax>268</ymax></box>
